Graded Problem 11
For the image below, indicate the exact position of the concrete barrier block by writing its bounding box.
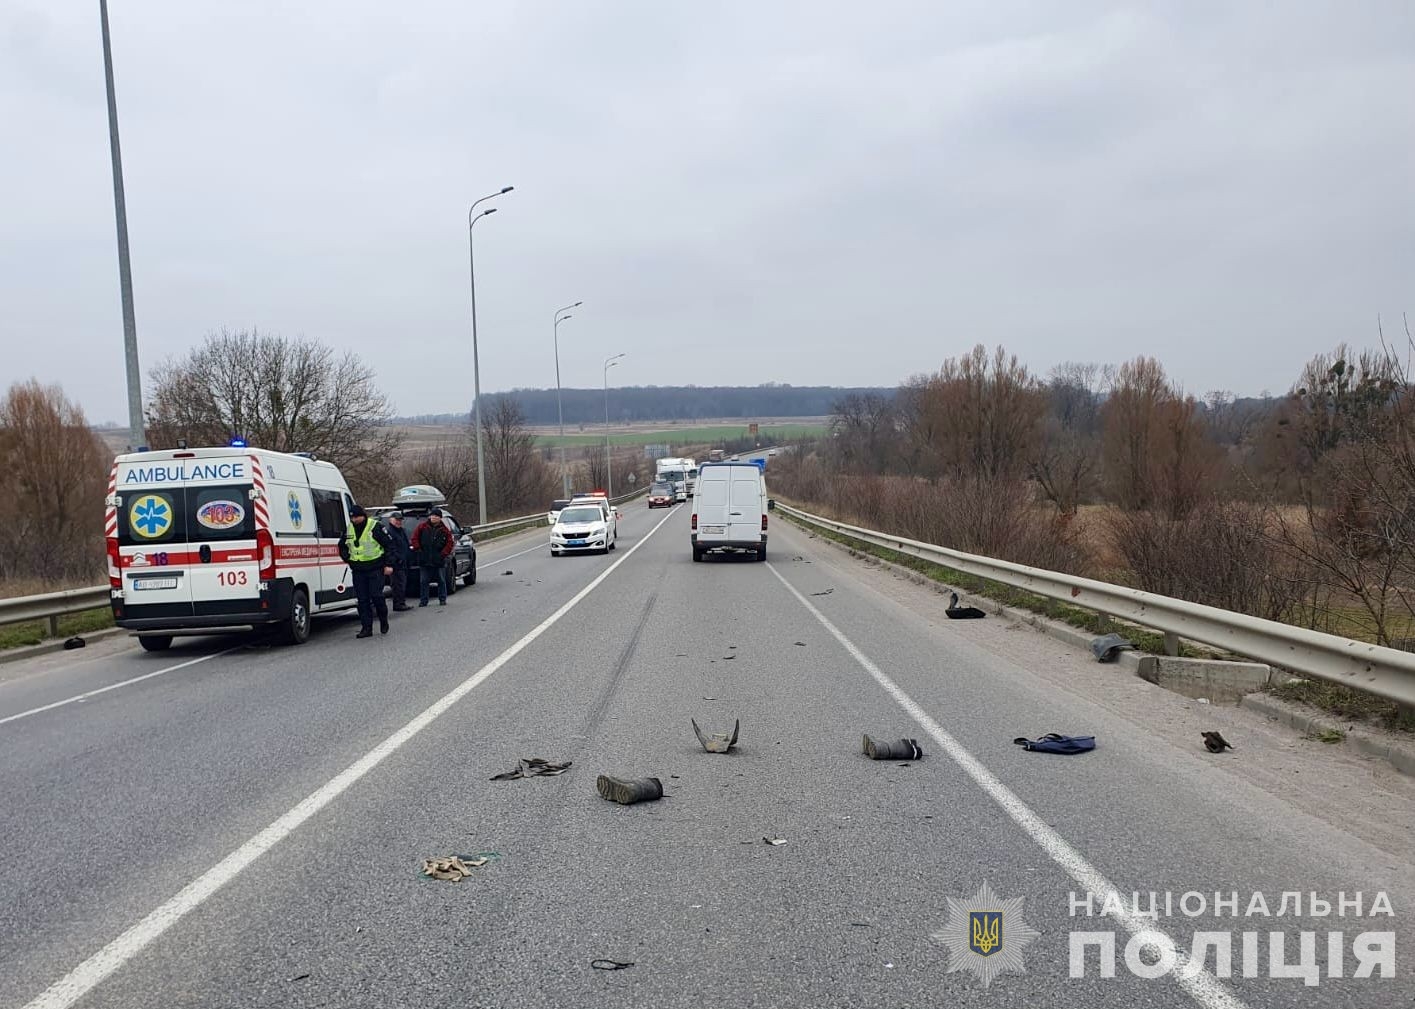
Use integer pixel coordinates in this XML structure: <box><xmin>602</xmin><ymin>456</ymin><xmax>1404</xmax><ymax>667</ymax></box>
<box><xmin>1136</xmin><ymin>655</ymin><xmax>1275</xmax><ymax>703</ymax></box>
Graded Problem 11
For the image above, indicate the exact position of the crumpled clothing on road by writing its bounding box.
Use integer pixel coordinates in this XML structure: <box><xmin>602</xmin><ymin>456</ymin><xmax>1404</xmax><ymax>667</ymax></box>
<box><xmin>421</xmin><ymin>855</ymin><xmax>487</xmax><ymax>881</ymax></box>
<box><xmin>1013</xmin><ymin>733</ymin><xmax>1096</xmax><ymax>754</ymax></box>
<box><xmin>489</xmin><ymin>757</ymin><xmax>573</xmax><ymax>781</ymax></box>
<box><xmin>1202</xmin><ymin>730</ymin><xmax>1235</xmax><ymax>752</ymax></box>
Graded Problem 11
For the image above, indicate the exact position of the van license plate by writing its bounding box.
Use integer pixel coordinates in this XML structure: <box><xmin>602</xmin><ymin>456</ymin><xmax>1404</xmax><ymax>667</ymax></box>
<box><xmin>703</xmin><ymin>525</ymin><xmax>726</xmax><ymax>534</ymax></box>
<box><xmin>132</xmin><ymin>578</ymin><xmax>178</xmax><ymax>591</ymax></box>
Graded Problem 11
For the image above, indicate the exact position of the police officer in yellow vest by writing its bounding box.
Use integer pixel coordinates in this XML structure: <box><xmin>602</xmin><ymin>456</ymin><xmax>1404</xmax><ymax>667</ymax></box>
<box><xmin>339</xmin><ymin>504</ymin><xmax>394</xmax><ymax>638</ymax></box>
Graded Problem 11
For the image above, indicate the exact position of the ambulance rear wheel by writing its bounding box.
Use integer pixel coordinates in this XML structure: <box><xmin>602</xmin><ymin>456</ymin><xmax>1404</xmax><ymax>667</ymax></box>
<box><xmin>280</xmin><ymin>588</ymin><xmax>311</xmax><ymax>645</ymax></box>
<box><xmin>138</xmin><ymin>635</ymin><xmax>173</xmax><ymax>652</ymax></box>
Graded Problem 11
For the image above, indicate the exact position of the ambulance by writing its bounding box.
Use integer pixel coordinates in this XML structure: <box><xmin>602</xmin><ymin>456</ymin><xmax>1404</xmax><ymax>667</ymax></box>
<box><xmin>105</xmin><ymin>445</ymin><xmax>360</xmax><ymax>650</ymax></box>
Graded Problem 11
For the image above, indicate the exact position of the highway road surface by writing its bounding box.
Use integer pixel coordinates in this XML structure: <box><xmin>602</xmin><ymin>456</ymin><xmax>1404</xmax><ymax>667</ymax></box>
<box><xmin>3</xmin><ymin>500</ymin><xmax>1414</xmax><ymax>1009</ymax></box>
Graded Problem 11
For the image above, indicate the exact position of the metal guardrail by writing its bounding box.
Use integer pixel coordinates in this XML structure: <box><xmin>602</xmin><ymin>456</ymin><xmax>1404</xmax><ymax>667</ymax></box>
<box><xmin>778</xmin><ymin>503</ymin><xmax>1415</xmax><ymax>708</ymax></box>
<box><xmin>0</xmin><ymin>586</ymin><xmax>111</xmax><ymax>635</ymax></box>
<box><xmin>0</xmin><ymin>492</ymin><xmax>655</xmax><ymax>633</ymax></box>
<box><xmin>471</xmin><ymin>512</ymin><xmax>549</xmax><ymax>537</ymax></box>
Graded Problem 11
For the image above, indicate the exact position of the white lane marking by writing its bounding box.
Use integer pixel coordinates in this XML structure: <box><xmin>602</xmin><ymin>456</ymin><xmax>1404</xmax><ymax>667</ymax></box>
<box><xmin>0</xmin><ymin>648</ymin><xmax>243</xmax><ymax>729</ymax></box>
<box><xmin>20</xmin><ymin>505</ymin><xmax>679</xmax><ymax>1009</ymax></box>
<box><xmin>475</xmin><ymin>540</ymin><xmax>544</xmax><ymax>569</ymax></box>
<box><xmin>768</xmin><ymin>563</ymin><xmax>1249</xmax><ymax>1009</ymax></box>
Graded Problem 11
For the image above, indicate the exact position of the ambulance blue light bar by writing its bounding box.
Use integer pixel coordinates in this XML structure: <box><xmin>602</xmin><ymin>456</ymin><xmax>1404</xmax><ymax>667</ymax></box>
<box><xmin>229</xmin><ymin>437</ymin><xmax>247</xmax><ymax>448</ymax></box>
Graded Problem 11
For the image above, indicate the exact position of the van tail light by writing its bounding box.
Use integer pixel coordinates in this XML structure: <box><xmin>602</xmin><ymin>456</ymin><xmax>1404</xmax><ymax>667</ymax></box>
<box><xmin>256</xmin><ymin>529</ymin><xmax>275</xmax><ymax>581</ymax></box>
<box><xmin>762</xmin><ymin>514</ymin><xmax>769</xmax><ymax>532</ymax></box>
<box><xmin>691</xmin><ymin>514</ymin><xmax>698</xmax><ymax>531</ymax></box>
<box><xmin>106</xmin><ymin>537</ymin><xmax>121</xmax><ymax>588</ymax></box>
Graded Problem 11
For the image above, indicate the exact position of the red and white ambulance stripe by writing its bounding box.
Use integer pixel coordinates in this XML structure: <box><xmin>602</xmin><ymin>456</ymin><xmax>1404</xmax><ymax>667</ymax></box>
<box><xmin>104</xmin><ymin>463</ymin><xmax>119</xmax><ymax>538</ymax></box>
<box><xmin>249</xmin><ymin>455</ymin><xmax>269</xmax><ymax>529</ymax></box>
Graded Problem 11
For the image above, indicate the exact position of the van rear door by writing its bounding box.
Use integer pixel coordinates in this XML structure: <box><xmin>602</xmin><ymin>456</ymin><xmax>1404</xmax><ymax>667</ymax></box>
<box><xmin>183</xmin><ymin>468</ymin><xmax>262</xmax><ymax>616</ymax></box>
<box><xmin>728</xmin><ymin>469</ymin><xmax>764</xmax><ymax>544</ymax></box>
<box><xmin>116</xmin><ymin>476</ymin><xmax>193</xmax><ymax>617</ymax></box>
<box><xmin>695</xmin><ymin>472</ymin><xmax>731</xmax><ymax>540</ymax></box>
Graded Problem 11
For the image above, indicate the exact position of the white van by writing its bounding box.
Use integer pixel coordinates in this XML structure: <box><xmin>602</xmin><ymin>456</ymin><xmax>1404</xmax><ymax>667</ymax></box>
<box><xmin>105</xmin><ymin>446</ymin><xmax>360</xmax><ymax>650</ymax></box>
<box><xmin>690</xmin><ymin>462</ymin><xmax>772</xmax><ymax>562</ymax></box>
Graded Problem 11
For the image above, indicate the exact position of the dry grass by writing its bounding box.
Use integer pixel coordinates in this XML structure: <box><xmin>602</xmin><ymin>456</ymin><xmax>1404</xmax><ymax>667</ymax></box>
<box><xmin>0</xmin><ymin>576</ymin><xmax>103</xmax><ymax>600</ymax></box>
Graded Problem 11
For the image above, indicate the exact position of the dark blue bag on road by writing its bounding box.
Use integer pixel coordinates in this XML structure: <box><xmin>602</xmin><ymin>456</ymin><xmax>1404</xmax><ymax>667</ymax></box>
<box><xmin>1013</xmin><ymin>733</ymin><xmax>1096</xmax><ymax>755</ymax></box>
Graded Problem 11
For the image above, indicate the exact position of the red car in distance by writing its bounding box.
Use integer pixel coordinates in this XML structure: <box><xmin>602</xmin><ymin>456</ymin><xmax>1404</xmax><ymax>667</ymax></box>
<box><xmin>648</xmin><ymin>482</ymin><xmax>676</xmax><ymax>508</ymax></box>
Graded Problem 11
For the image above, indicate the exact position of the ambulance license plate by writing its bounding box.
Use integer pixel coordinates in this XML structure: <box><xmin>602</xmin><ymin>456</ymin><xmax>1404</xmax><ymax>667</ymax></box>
<box><xmin>703</xmin><ymin>525</ymin><xmax>726</xmax><ymax>534</ymax></box>
<box><xmin>132</xmin><ymin>577</ymin><xmax>178</xmax><ymax>591</ymax></box>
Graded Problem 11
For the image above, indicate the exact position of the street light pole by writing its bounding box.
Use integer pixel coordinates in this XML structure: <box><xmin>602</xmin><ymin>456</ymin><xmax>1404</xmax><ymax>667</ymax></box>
<box><xmin>99</xmin><ymin>0</ymin><xmax>145</xmax><ymax>448</ymax></box>
<box><xmin>603</xmin><ymin>353</ymin><xmax>625</xmax><ymax>499</ymax></box>
<box><xmin>467</xmin><ymin>185</ymin><xmax>513</xmax><ymax>526</ymax></box>
<box><xmin>554</xmin><ymin>301</ymin><xmax>581</xmax><ymax>498</ymax></box>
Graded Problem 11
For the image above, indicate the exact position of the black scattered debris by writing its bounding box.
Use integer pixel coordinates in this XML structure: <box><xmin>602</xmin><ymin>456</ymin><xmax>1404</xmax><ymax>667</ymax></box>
<box><xmin>490</xmin><ymin>757</ymin><xmax>573</xmax><ymax>781</ymax></box>
<box><xmin>63</xmin><ymin>636</ymin><xmax>86</xmax><ymax>650</ymax></box>
<box><xmin>763</xmin><ymin>837</ymin><xmax>787</xmax><ymax>846</ymax></box>
<box><xmin>287</xmin><ymin>974</ymin><xmax>311</xmax><ymax>983</ymax></box>
<box><xmin>1202</xmin><ymin>731</ymin><xmax>1235</xmax><ymax>753</ymax></box>
<box><xmin>849</xmin><ymin>922</ymin><xmax>870</xmax><ymax>928</ymax></box>
<box><xmin>591</xmin><ymin>959</ymin><xmax>635</xmax><ymax>971</ymax></box>
<box><xmin>792</xmin><ymin>555</ymin><xmax>804</xmax><ymax>561</ymax></box>
<box><xmin>722</xmin><ymin>654</ymin><xmax>735</xmax><ymax>661</ymax></box>
<box><xmin>810</xmin><ymin>588</ymin><xmax>834</xmax><ymax>596</ymax></box>
<box><xmin>793</xmin><ymin>641</ymin><xmax>806</xmax><ymax>647</ymax></box>
<box><xmin>945</xmin><ymin>592</ymin><xmax>985</xmax><ymax>619</ymax></box>
<box><xmin>1090</xmin><ymin>633</ymin><xmax>1135</xmax><ymax>663</ymax></box>
<box><xmin>862</xmin><ymin>734</ymin><xmax>924</xmax><ymax>760</ymax></box>
<box><xmin>1013</xmin><ymin>733</ymin><xmax>1096</xmax><ymax>754</ymax></box>
<box><xmin>596</xmin><ymin>774</ymin><xmax>664</xmax><ymax>805</ymax></box>
<box><xmin>501</xmin><ymin>570</ymin><xmax>514</xmax><ymax>576</ymax></box>
<box><xmin>676</xmin><ymin>653</ymin><xmax>688</xmax><ymax>657</ymax></box>
<box><xmin>692</xmin><ymin>718</ymin><xmax>740</xmax><ymax>753</ymax></box>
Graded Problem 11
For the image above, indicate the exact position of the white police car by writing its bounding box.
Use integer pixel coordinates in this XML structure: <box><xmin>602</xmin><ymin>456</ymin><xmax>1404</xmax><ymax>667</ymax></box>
<box><xmin>550</xmin><ymin>502</ymin><xmax>617</xmax><ymax>556</ymax></box>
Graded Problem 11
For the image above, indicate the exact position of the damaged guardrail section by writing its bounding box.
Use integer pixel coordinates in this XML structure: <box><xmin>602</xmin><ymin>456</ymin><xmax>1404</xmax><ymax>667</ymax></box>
<box><xmin>777</xmin><ymin>503</ymin><xmax>1415</xmax><ymax>709</ymax></box>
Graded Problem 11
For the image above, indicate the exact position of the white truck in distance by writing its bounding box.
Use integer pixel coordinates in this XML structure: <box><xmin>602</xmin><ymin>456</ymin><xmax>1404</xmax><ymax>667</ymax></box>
<box><xmin>655</xmin><ymin>457</ymin><xmax>691</xmax><ymax>501</ymax></box>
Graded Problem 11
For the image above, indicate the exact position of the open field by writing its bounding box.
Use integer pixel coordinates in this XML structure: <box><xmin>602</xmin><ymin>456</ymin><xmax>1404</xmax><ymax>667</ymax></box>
<box><xmin>97</xmin><ymin>418</ymin><xmax>829</xmax><ymax>456</ymax></box>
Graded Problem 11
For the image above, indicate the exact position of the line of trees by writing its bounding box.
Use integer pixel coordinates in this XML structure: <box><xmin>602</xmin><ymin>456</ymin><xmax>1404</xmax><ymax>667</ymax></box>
<box><xmin>400</xmin><ymin>384</ymin><xmax>889</xmax><ymax>428</ymax></box>
<box><xmin>774</xmin><ymin>328</ymin><xmax>1415</xmax><ymax>647</ymax></box>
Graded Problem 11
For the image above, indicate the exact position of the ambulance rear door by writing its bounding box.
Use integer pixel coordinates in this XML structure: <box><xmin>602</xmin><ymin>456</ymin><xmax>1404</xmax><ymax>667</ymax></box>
<box><xmin>115</xmin><ymin>470</ymin><xmax>193</xmax><ymax>616</ymax></box>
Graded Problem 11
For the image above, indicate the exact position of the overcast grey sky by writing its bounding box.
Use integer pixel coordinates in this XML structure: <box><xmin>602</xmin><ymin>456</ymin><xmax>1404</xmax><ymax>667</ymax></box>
<box><xmin>3</xmin><ymin>1</ymin><xmax>1412</xmax><ymax>423</ymax></box>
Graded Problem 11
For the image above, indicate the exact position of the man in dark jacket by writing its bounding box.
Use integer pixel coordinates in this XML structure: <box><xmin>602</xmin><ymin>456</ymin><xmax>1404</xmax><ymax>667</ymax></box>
<box><xmin>384</xmin><ymin>511</ymin><xmax>411</xmax><ymax>611</ymax></box>
<box><xmin>410</xmin><ymin>508</ymin><xmax>455</xmax><ymax>607</ymax></box>
<box><xmin>338</xmin><ymin>504</ymin><xmax>394</xmax><ymax>638</ymax></box>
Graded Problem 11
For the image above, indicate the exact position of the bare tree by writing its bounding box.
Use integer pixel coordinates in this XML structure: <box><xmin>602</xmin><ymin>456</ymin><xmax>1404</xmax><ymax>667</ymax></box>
<box><xmin>402</xmin><ymin>441</ymin><xmax>479</xmax><ymax>518</ymax></box>
<box><xmin>0</xmin><ymin>381</ymin><xmax>113</xmax><ymax>585</ymax></box>
<box><xmin>928</xmin><ymin>344</ymin><xmax>1044</xmax><ymax>482</ymax></box>
<box><xmin>1030</xmin><ymin>362</ymin><xmax>1104</xmax><ymax>514</ymax></box>
<box><xmin>829</xmin><ymin>392</ymin><xmax>898</xmax><ymax>474</ymax></box>
<box><xmin>146</xmin><ymin>328</ymin><xmax>401</xmax><ymax>478</ymax></box>
<box><xmin>481</xmin><ymin>396</ymin><xmax>556</xmax><ymax>516</ymax></box>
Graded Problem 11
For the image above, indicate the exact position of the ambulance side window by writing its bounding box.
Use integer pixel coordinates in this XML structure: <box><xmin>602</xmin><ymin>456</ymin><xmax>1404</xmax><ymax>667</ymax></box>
<box><xmin>312</xmin><ymin>490</ymin><xmax>346</xmax><ymax>538</ymax></box>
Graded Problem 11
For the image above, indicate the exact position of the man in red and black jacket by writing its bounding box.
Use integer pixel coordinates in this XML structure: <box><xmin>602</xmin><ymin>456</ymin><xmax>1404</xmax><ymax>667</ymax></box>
<box><xmin>410</xmin><ymin>508</ymin><xmax>456</xmax><ymax>606</ymax></box>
